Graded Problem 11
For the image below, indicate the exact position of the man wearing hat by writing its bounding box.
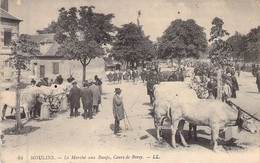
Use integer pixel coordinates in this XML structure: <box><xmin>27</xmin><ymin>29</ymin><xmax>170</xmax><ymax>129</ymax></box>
<box><xmin>68</xmin><ymin>82</ymin><xmax>81</xmax><ymax>117</ymax></box>
<box><xmin>113</xmin><ymin>88</ymin><xmax>125</xmax><ymax>135</ymax></box>
<box><xmin>81</xmin><ymin>81</ymin><xmax>93</xmax><ymax>119</ymax></box>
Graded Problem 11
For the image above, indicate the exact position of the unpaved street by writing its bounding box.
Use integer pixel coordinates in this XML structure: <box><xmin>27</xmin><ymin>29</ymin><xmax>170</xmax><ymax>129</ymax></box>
<box><xmin>1</xmin><ymin>71</ymin><xmax>260</xmax><ymax>162</ymax></box>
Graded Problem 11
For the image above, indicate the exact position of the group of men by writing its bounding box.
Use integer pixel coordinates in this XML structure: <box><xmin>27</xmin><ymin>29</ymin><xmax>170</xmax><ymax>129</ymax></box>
<box><xmin>33</xmin><ymin>75</ymin><xmax>75</xmax><ymax>87</ymax></box>
<box><xmin>192</xmin><ymin>64</ymin><xmax>239</xmax><ymax>101</ymax></box>
<box><xmin>106</xmin><ymin>69</ymin><xmax>141</xmax><ymax>84</ymax></box>
<box><xmin>68</xmin><ymin>75</ymin><xmax>102</xmax><ymax>119</ymax></box>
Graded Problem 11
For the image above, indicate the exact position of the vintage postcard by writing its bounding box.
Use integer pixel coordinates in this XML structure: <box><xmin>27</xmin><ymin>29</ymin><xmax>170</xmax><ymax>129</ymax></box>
<box><xmin>1</xmin><ymin>0</ymin><xmax>260</xmax><ymax>162</ymax></box>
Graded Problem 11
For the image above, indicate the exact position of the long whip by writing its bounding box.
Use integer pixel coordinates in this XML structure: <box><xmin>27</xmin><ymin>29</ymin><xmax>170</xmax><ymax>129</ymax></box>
<box><xmin>124</xmin><ymin>108</ymin><xmax>132</xmax><ymax>131</ymax></box>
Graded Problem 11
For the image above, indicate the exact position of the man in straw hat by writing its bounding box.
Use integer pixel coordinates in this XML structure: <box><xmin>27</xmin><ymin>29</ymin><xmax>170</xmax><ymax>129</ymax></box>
<box><xmin>113</xmin><ymin>88</ymin><xmax>125</xmax><ymax>135</ymax></box>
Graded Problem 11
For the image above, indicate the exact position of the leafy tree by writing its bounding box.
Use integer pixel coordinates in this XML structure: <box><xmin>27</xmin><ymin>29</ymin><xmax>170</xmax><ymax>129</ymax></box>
<box><xmin>54</xmin><ymin>6</ymin><xmax>115</xmax><ymax>82</ymax></box>
<box><xmin>110</xmin><ymin>23</ymin><xmax>155</xmax><ymax>68</ymax></box>
<box><xmin>245</xmin><ymin>26</ymin><xmax>260</xmax><ymax>62</ymax></box>
<box><xmin>209</xmin><ymin>17</ymin><xmax>231</xmax><ymax>66</ymax></box>
<box><xmin>10</xmin><ymin>34</ymin><xmax>40</xmax><ymax>131</ymax></box>
<box><xmin>41</xmin><ymin>21</ymin><xmax>58</xmax><ymax>34</ymax></box>
<box><xmin>226</xmin><ymin>32</ymin><xmax>247</xmax><ymax>62</ymax></box>
<box><xmin>157</xmin><ymin>19</ymin><xmax>208</xmax><ymax>67</ymax></box>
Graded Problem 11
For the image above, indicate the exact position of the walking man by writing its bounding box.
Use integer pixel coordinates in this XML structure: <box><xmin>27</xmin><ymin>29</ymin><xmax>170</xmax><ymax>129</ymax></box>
<box><xmin>113</xmin><ymin>88</ymin><xmax>125</xmax><ymax>135</ymax></box>
<box><xmin>68</xmin><ymin>82</ymin><xmax>81</xmax><ymax>117</ymax></box>
<box><xmin>81</xmin><ymin>81</ymin><xmax>93</xmax><ymax>119</ymax></box>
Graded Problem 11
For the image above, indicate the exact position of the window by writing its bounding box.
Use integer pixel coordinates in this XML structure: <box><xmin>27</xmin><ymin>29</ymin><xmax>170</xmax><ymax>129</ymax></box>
<box><xmin>1</xmin><ymin>72</ymin><xmax>4</xmax><ymax>76</ymax></box>
<box><xmin>52</xmin><ymin>62</ymin><xmax>59</xmax><ymax>74</ymax></box>
<box><xmin>4</xmin><ymin>31</ymin><xmax>12</xmax><ymax>46</ymax></box>
<box><xmin>4</xmin><ymin>61</ymin><xmax>8</xmax><ymax>67</ymax></box>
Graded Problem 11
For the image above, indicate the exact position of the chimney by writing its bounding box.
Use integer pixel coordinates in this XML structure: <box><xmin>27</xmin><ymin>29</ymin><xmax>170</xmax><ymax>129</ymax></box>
<box><xmin>1</xmin><ymin>0</ymin><xmax>8</xmax><ymax>11</ymax></box>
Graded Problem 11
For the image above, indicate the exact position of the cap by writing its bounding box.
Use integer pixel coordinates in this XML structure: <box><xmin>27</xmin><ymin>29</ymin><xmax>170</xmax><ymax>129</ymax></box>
<box><xmin>115</xmin><ymin>88</ymin><xmax>122</xmax><ymax>92</ymax></box>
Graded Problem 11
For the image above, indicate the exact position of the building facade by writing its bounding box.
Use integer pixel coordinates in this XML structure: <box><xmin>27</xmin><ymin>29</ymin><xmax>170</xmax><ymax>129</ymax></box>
<box><xmin>23</xmin><ymin>33</ymin><xmax>106</xmax><ymax>83</ymax></box>
<box><xmin>0</xmin><ymin>0</ymin><xmax>22</xmax><ymax>81</ymax></box>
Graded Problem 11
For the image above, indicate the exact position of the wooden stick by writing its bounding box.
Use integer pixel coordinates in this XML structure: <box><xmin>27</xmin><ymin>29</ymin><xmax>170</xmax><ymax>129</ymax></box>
<box><xmin>229</xmin><ymin>101</ymin><xmax>260</xmax><ymax>122</ymax></box>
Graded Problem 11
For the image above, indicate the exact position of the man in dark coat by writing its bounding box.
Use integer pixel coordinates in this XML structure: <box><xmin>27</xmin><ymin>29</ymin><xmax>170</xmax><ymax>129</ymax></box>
<box><xmin>94</xmin><ymin>75</ymin><xmax>103</xmax><ymax>94</ymax></box>
<box><xmin>207</xmin><ymin>77</ymin><xmax>217</xmax><ymax>99</ymax></box>
<box><xmin>113</xmin><ymin>88</ymin><xmax>125</xmax><ymax>135</ymax></box>
<box><xmin>67</xmin><ymin>75</ymin><xmax>75</xmax><ymax>83</ymax></box>
<box><xmin>81</xmin><ymin>81</ymin><xmax>93</xmax><ymax>119</ymax></box>
<box><xmin>89</xmin><ymin>81</ymin><xmax>101</xmax><ymax>115</ymax></box>
<box><xmin>231</xmin><ymin>71</ymin><xmax>239</xmax><ymax>98</ymax></box>
<box><xmin>147</xmin><ymin>78</ymin><xmax>155</xmax><ymax>105</ymax></box>
<box><xmin>256</xmin><ymin>69</ymin><xmax>260</xmax><ymax>93</ymax></box>
<box><xmin>68</xmin><ymin>82</ymin><xmax>81</xmax><ymax>117</ymax></box>
<box><xmin>141</xmin><ymin>69</ymin><xmax>146</xmax><ymax>83</ymax></box>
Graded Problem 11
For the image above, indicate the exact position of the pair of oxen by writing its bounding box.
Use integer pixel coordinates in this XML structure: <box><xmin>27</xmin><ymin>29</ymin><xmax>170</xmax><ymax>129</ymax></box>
<box><xmin>153</xmin><ymin>81</ymin><xmax>257</xmax><ymax>151</ymax></box>
<box><xmin>1</xmin><ymin>83</ymin><xmax>71</xmax><ymax>120</ymax></box>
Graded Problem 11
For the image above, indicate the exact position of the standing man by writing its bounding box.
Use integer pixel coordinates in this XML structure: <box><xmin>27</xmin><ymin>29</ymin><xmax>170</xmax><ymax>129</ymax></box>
<box><xmin>90</xmin><ymin>81</ymin><xmax>101</xmax><ymax>115</ymax></box>
<box><xmin>256</xmin><ymin>68</ymin><xmax>260</xmax><ymax>93</ymax></box>
<box><xmin>231</xmin><ymin>71</ymin><xmax>239</xmax><ymax>98</ymax></box>
<box><xmin>207</xmin><ymin>77</ymin><xmax>217</xmax><ymax>99</ymax></box>
<box><xmin>68</xmin><ymin>82</ymin><xmax>81</xmax><ymax>117</ymax></box>
<box><xmin>147</xmin><ymin>78</ymin><xmax>155</xmax><ymax>105</ymax></box>
<box><xmin>113</xmin><ymin>88</ymin><xmax>125</xmax><ymax>135</ymax></box>
<box><xmin>81</xmin><ymin>81</ymin><xmax>93</xmax><ymax>119</ymax></box>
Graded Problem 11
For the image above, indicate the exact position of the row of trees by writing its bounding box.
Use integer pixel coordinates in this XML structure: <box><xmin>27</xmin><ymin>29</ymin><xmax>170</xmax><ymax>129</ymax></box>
<box><xmin>226</xmin><ymin>27</ymin><xmax>260</xmax><ymax>63</ymax></box>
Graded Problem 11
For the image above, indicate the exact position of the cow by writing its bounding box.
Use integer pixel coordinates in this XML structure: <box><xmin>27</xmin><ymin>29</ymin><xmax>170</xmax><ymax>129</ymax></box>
<box><xmin>168</xmin><ymin>98</ymin><xmax>257</xmax><ymax>151</ymax></box>
<box><xmin>153</xmin><ymin>82</ymin><xmax>198</xmax><ymax>141</ymax></box>
<box><xmin>1</xmin><ymin>87</ymin><xmax>45</xmax><ymax>120</ymax></box>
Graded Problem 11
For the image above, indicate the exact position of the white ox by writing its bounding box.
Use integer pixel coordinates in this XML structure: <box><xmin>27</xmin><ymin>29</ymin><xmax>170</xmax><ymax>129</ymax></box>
<box><xmin>1</xmin><ymin>86</ymin><xmax>45</xmax><ymax>120</ymax></box>
<box><xmin>169</xmin><ymin>97</ymin><xmax>257</xmax><ymax>151</ymax></box>
<box><xmin>153</xmin><ymin>82</ymin><xmax>257</xmax><ymax>151</ymax></box>
<box><xmin>153</xmin><ymin>82</ymin><xmax>197</xmax><ymax>140</ymax></box>
<box><xmin>1</xmin><ymin>83</ymin><xmax>70</xmax><ymax>120</ymax></box>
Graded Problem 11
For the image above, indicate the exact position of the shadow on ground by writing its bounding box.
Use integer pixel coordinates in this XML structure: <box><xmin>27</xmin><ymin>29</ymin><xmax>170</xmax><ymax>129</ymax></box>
<box><xmin>2</xmin><ymin>126</ymin><xmax>40</xmax><ymax>136</ymax></box>
<box><xmin>246</xmin><ymin>91</ymin><xmax>259</xmax><ymax>94</ymax></box>
<box><xmin>146</xmin><ymin>128</ymin><xmax>245</xmax><ymax>151</ymax></box>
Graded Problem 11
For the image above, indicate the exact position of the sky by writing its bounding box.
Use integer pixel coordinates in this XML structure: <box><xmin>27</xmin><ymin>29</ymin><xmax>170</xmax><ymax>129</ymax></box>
<box><xmin>8</xmin><ymin>0</ymin><xmax>260</xmax><ymax>42</ymax></box>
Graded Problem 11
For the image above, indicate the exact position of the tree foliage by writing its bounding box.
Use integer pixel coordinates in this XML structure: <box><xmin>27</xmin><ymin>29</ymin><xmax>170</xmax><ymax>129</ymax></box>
<box><xmin>245</xmin><ymin>26</ymin><xmax>260</xmax><ymax>62</ymax></box>
<box><xmin>10</xmin><ymin>34</ymin><xmax>40</xmax><ymax>70</ymax></box>
<box><xmin>54</xmin><ymin>6</ymin><xmax>115</xmax><ymax>81</ymax></box>
<box><xmin>226</xmin><ymin>32</ymin><xmax>247</xmax><ymax>61</ymax></box>
<box><xmin>209</xmin><ymin>17</ymin><xmax>231</xmax><ymax>66</ymax></box>
<box><xmin>41</xmin><ymin>21</ymin><xmax>58</xmax><ymax>34</ymax></box>
<box><xmin>157</xmin><ymin>19</ymin><xmax>208</xmax><ymax>66</ymax></box>
<box><xmin>110</xmin><ymin>23</ymin><xmax>155</xmax><ymax>68</ymax></box>
<box><xmin>10</xmin><ymin>34</ymin><xmax>40</xmax><ymax>131</ymax></box>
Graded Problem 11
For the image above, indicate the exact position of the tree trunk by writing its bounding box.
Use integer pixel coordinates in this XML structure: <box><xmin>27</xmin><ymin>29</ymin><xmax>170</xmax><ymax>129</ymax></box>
<box><xmin>177</xmin><ymin>58</ymin><xmax>181</xmax><ymax>68</ymax></box>
<box><xmin>170</xmin><ymin>58</ymin><xmax>173</xmax><ymax>67</ymax></box>
<box><xmin>15</xmin><ymin>69</ymin><xmax>22</xmax><ymax>131</ymax></box>
<box><xmin>82</xmin><ymin>64</ymin><xmax>86</xmax><ymax>83</ymax></box>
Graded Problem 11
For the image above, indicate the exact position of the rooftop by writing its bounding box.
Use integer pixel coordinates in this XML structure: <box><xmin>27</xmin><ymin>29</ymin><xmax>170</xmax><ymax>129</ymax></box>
<box><xmin>0</xmin><ymin>8</ymin><xmax>22</xmax><ymax>22</ymax></box>
<box><xmin>29</xmin><ymin>34</ymin><xmax>55</xmax><ymax>44</ymax></box>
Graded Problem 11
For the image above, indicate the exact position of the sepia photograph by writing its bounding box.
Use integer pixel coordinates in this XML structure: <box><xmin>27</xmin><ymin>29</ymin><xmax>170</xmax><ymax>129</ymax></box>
<box><xmin>0</xmin><ymin>0</ymin><xmax>260</xmax><ymax>162</ymax></box>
